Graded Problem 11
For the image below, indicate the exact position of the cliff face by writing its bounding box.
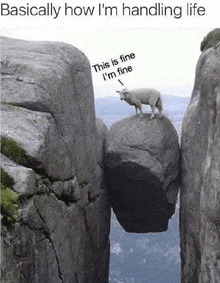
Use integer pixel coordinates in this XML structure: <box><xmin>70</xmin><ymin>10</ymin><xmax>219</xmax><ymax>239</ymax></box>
<box><xmin>180</xmin><ymin>44</ymin><xmax>220</xmax><ymax>282</ymax></box>
<box><xmin>1</xmin><ymin>37</ymin><xmax>111</xmax><ymax>283</ymax></box>
<box><xmin>4</xmin><ymin>33</ymin><xmax>220</xmax><ymax>283</ymax></box>
<box><xmin>105</xmin><ymin>115</ymin><xmax>180</xmax><ymax>233</ymax></box>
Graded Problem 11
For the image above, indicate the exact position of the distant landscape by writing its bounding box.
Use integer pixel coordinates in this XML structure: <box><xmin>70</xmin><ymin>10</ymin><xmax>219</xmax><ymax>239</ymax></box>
<box><xmin>95</xmin><ymin>95</ymin><xmax>190</xmax><ymax>283</ymax></box>
<box><xmin>95</xmin><ymin>95</ymin><xmax>190</xmax><ymax>133</ymax></box>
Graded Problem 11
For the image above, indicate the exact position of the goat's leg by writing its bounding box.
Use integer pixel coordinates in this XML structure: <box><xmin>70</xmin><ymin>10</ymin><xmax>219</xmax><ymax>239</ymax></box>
<box><xmin>156</xmin><ymin>104</ymin><xmax>163</xmax><ymax>118</ymax></box>
<box><xmin>139</xmin><ymin>105</ymin><xmax>143</xmax><ymax>118</ymax></box>
<box><xmin>150</xmin><ymin>105</ymin><xmax>156</xmax><ymax>119</ymax></box>
<box><xmin>135</xmin><ymin>106</ymin><xmax>138</xmax><ymax>116</ymax></box>
<box><xmin>158</xmin><ymin>108</ymin><xmax>163</xmax><ymax>118</ymax></box>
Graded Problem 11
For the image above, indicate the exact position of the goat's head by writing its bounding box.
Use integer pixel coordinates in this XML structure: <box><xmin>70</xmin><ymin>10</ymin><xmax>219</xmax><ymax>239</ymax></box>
<box><xmin>116</xmin><ymin>88</ymin><xmax>129</xmax><ymax>100</ymax></box>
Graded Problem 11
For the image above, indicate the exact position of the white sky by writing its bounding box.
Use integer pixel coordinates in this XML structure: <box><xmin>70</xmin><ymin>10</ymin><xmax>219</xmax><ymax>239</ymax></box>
<box><xmin>0</xmin><ymin>0</ymin><xmax>219</xmax><ymax>98</ymax></box>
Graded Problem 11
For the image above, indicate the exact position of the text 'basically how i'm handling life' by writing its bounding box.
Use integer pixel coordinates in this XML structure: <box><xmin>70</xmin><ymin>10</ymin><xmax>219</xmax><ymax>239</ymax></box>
<box><xmin>1</xmin><ymin>2</ymin><xmax>206</xmax><ymax>19</ymax></box>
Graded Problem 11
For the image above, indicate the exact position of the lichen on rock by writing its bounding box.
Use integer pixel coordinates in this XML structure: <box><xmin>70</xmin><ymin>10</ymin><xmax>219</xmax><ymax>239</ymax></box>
<box><xmin>1</xmin><ymin>136</ymin><xmax>27</xmax><ymax>165</ymax></box>
<box><xmin>200</xmin><ymin>28</ymin><xmax>220</xmax><ymax>51</ymax></box>
<box><xmin>1</xmin><ymin>168</ymin><xmax>19</xmax><ymax>226</ymax></box>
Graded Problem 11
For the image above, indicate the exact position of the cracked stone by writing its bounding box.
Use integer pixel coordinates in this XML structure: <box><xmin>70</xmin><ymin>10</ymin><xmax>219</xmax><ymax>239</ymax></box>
<box><xmin>1</xmin><ymin>36</ymin><xmax>110</xmax><ymax>283</ymax></box>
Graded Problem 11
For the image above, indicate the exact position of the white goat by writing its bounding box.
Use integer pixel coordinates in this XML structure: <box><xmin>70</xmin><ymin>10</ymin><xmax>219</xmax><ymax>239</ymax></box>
<box><xmin>117</xmin><ymin>88</ymin><xmax>163</xmax><ymax>119</ymax></box>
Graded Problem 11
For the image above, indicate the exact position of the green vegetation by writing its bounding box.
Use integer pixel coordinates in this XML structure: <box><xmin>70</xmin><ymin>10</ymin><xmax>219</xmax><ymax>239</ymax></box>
<box><xmin>1</xmin><ymin>168</ymin><xmax>19</xmax><ymax>226</ymax></box>
<box><xmin>1</xmin><ymin>135</ymin><xmax>47</xmax><ymax>181</ymax></box>
<box><xmin>1</xmin><ymin>167</ymin><xmax>14</xmax><ymax>188</ymax></box>
<box><xmin>200</xmin><ymin>28</ymin><xmax>220</xmax><ymax>51</ymax></box>
<box><xmin>1</xmin><ymin>136</ymin><xmax>27</xmax><ymax>165</ymax></box>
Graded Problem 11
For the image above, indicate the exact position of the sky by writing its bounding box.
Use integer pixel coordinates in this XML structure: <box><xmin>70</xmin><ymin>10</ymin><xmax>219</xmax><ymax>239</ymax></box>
<box><xmin>1</xmin><ymin>28</ymin><xmax>212</xmax><ymax>98</ymax></box>
<box><xmin>0</xmin><ymin>0</ymin><xmax>218</xmax><ymax>98</ymax></box>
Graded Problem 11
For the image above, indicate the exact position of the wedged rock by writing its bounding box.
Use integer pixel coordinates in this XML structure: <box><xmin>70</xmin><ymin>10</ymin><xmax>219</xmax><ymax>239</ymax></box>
<box><xmin>1</xmin><ymin>37</ymin><xmax>111</xmax><ymax>283</ymax></box>
<box><xmin>180</xmin><ymin>42</ymin><xmax>220</xmax><ymax>282</ymax></box>
<box><xmin>105</xmin><ymin>114</ymin><xmax>180</xmax><ymax>233</ymax></box>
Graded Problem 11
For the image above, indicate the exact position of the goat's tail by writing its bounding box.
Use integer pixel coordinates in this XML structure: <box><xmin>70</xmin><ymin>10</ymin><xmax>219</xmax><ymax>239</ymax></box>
<box><xmin>156</xmin><ymin>96</ymin><xmax>163</xmax><ymax>111</ymax></box>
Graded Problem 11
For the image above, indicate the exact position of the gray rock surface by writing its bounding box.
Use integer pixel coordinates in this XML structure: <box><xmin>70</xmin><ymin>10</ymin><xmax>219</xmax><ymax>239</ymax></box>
<box><xmin>1</xmin><ymin>37</ymin><xmax>111</xmax><ymax>282</ymax></box>
<box><xmin>105</xmin><ymin>114</ymin><xmax>180</xmax><ymax>233</ymax></box>
<box><xmin>180</xmin><ymin>45</ymin><xmax>220</xmax><ymax>282</ymax></box>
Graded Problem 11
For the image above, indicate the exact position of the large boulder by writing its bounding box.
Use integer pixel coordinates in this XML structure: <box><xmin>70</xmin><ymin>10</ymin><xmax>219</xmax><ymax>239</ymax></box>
<box><xmin>180</xmin><ymin>43</ymin><xmax>220</xmax><ymax>282</ymax></box>
<box><xmin>1</xmin><ymin>37</ymin><xmax>111</xmax><ymax>283</ymax></box>
<box><xmin>105</xmin><ymin>115</ymin><xmax>180</xmax><ymax>233</ymax></box>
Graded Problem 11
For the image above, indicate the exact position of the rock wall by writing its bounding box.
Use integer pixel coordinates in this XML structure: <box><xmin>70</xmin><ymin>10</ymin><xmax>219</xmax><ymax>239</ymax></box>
<box><xmin>105</xmin><ymin>115</ymin><xmax>180</xmax><ymax>233</ymax></box>
<box><xmin>4</xmin><ymin>33</ymin><xmax>219</xmax><ymax>283</ymax></box>
<box><xmin>1</xmin><ymin>37</ymin><xmax>111</xmax><ymax>283</ymax></box>
<box><xmin>180</xmin><ymin>43</ymin><xmax>220</xmax><ymax>282</ymax></box>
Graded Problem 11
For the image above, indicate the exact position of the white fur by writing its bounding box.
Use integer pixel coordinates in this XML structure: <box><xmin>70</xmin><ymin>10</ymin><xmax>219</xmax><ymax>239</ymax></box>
<box><xmin>117</xmin><ymin>88</ymin><xmax>163</xmax><ymax>119</ymax></box>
